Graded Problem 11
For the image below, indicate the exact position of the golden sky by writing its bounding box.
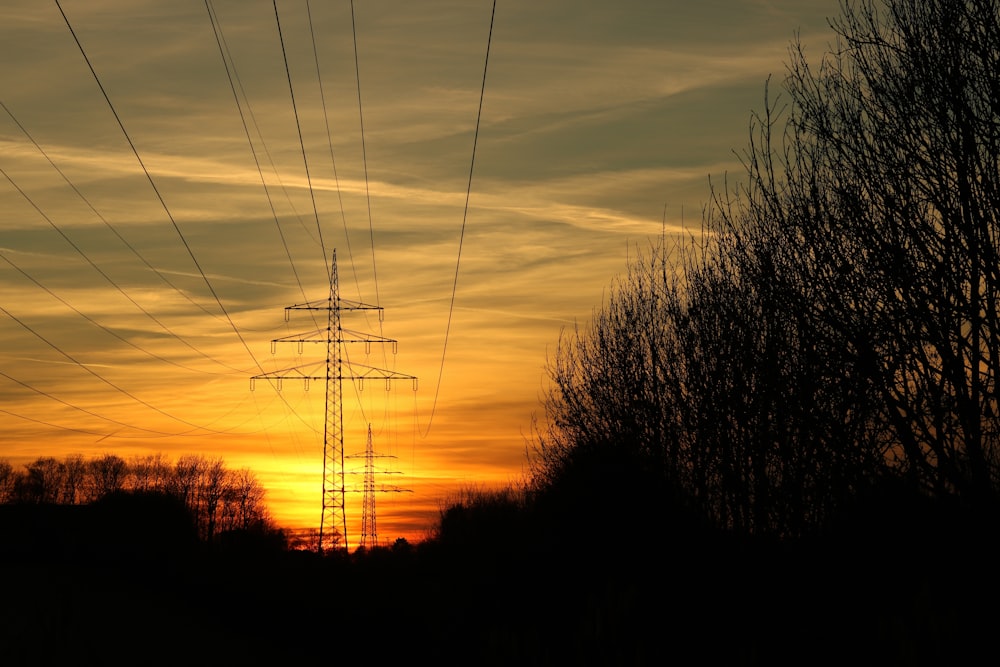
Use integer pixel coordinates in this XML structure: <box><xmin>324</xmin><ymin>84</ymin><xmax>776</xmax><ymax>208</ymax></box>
<box><xmin>0</xmin><ymin>0</ymin><xmax>835</xmax><ymax>546</ymax></box>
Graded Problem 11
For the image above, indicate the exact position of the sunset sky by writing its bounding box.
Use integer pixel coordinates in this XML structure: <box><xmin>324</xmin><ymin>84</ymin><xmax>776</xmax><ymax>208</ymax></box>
<box><xmin>0</xmin><ymin>0</ymin><xmax>836</xmax><ymax>546</ymax></box>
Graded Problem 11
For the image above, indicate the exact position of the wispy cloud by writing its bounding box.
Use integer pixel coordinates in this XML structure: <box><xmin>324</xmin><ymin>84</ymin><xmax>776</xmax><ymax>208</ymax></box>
<box><xmin>0</xmin><ymin>0</ymin><xmax>843</xmax><ymax>542</ymax></box>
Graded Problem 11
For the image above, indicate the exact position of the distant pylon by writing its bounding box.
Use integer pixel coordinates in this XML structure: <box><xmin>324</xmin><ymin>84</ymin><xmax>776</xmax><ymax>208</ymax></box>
<box><xmin>251</xmin><ymin>249</ymin><xmax>416</xmax><ymax>552</ymax></box>
<box><xmin>347</xmin><ymin>423</ymin><xmax>411</xmax><ymax>550</ymax></box>
<box><xmin>361</xmin><ymin>424</ymin><xmax>378</xmax><ymax>548</ymax></box>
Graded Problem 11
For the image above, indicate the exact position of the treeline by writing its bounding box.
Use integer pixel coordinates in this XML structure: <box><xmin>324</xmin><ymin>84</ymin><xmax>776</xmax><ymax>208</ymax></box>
<box><xmin>0</xmin><ymin>453</ymin><xmax>272</xmax><ymax>543</ymax></box>
<box><xmin>531</xmin><ymin>0</ymin><xmax>1000</xmax><ymax>541</ymax></box>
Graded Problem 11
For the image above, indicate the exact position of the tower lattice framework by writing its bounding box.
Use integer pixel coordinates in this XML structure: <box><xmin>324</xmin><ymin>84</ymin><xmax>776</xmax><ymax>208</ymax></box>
<box><xmin>347</xmin><ymin>423</ymin><xmax>411</xmax><ymax>550</ymax></box>
<box><xmin>252</xmin><ymin>250</ymin><xmax>416</xmax><ymax>552</ymax></box>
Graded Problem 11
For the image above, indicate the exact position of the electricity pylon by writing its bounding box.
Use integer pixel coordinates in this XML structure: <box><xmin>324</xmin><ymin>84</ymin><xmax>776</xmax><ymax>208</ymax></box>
<box><xmin>251</xmin><ymin>250</ymin><xmax>416</xmax><ymax>552</ymax></box>
<box><xmin>346</xmin><ymin>423</ymin><xmax>411</xmax><ymax>550</ymax></box>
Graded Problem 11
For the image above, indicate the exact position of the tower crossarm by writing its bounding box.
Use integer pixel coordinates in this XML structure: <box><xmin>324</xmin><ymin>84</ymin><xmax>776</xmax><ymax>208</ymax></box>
<box><xmin>269</xmin><ymin>328</ymin><xmax>399</xmax><ymax>353</ymax></box>
<box><xmin>250</xmin><ymin>360</ymin><xmax>417</xmax><ymax>390</ymax></box>
<box><xmin>346</xmin><ymin>484</ymin><xmax>413</xmax><ymax>493</ymax></box>
<box><xmin>345</xmin><ymin>452</ymin><xmax>401</xmax><ymax>461</ymax></box>
<box><xmin>284</xmin><ymin>298</ymin><xmax>382</xmax><ymax>314</ymax></box>
<box><xmin>346</xmin><ymin>362</ymin><xmax>417</xmax><ymax>383</ymax></box>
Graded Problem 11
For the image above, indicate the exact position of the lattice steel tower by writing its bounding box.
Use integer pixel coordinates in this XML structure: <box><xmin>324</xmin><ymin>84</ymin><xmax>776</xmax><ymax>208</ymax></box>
<box><xmin>347</xmin><ymin>423</ymin><xmax>411</xmax><ymax>550</ymax></box>
<box><xmin>252</xmin><ymin>250</ymin><xmax>416</xmax><ymax>552</ymax></box>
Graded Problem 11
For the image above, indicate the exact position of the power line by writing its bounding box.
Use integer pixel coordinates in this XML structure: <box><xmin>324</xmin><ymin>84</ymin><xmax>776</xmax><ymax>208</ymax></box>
<box><xmin>422</xmin><ymin>0</ymin><xmax>497</xmax><ymax>437</ymax></box>
<box><xmin>339</xmin><ymin>1</ymin><xmax>396</xmax><ymax>419</ymax></box>
<box><xmin>0</xmin><ymin>245</ymin><xmax>205</xmax><ymax>375</ymax></box>
<box><xmin>204</xmin><ymin>0</ymin><xmax>366</xmax><ymax>440</ymax></box>
<box><xmin>350</xmin><ymin>0</ymin><xmax>381</xmax><ymax>309</ymax></box>
<box><xmin>306</xmin><ymin>0</ymin><xmax>364</xmax><ymax>304</ymax></box>
<box><xmin>0</xmin><ymin>369</ymin><xmax>188</xmax><ymax>437</ymax></box>
<box><xmin>0</xmin><ymin>304</ymin><xmax>224</xmax><ymax>433</ymax></box>
<box><xmin>2</xmin><ymin>89</ymin><xmax>316</xmax><ymax>440</ymax></box>
<box><xmin>46</xmin><ymin>0</ymin><xmax>332</xmax><ymax>441</ymax></box>
<box><xmin>0</xmin><ymin>406</ymin><xmax>138</xmax><ymax>439</ymax></box>
<box><xmin>0</xmin><ymin>160</ymin><xmax>245</xmax><ymax>375</ymax></box>
<box><xmin>204</xmin><ymin>0</ymin><xmax>316</xmax><ymax>317</ymax></box>
<box><xmin>54</xmin><ymin>0</ymin><xmax>275</xmax><ymax>383</ymax></box>
<box><xmin>0</xmin><ymin>293</ymin><xmax>285</xmax><ymax>438</ymax></box>
<box><xmin>272</xmin><ymin>0</ymin><xmax>329</xmax><ymax>278</ymax></box>
<box><xmin>204</xmin><ymin>2</ymin><xmax>323</xmax><ymax>255</ymax></box>
<box><xmin>0</xmin><ymin>101</ymin><xmax>235</xmax><ymax>330</ymax></box>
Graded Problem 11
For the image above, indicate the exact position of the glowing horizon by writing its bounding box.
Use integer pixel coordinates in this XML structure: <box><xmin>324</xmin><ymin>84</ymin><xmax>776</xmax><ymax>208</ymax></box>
<box><xmin>0</xmin><ymin>1</ymin><xmax>836</xmax><ymax>546</ymax></box>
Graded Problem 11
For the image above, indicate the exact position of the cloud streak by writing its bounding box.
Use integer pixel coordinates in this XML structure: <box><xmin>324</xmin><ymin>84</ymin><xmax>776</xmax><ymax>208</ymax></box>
<box><xmin>0</xmin><ymin>0</ymin><xmax>841</xmax><ymax>544</ymax></box>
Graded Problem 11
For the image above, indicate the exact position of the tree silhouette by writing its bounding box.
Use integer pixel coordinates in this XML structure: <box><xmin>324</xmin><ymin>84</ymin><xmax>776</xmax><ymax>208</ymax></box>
<box><xmin>721</xmin><ymin>0</ymin><xmax>1000</xmax><ymax>507</ymax></box>
<box><xmin>0</xmin><ymin>453</ymin><xmax>274</xmax><ymax>545</ymax></box>
<box><xmin>126</xmin><ymin>453</ymin><xmax>172</xmax><ymax>494</ymax></box>
<box><xmin>21</xmin><ymin>456</ymin><xmax>63</xmax><ymax>504</ymax></box>
<box><xmin>85</xmin><ymin>454</ymin><xmax>128</xmax><ymax>501</ymax></box>
<box><xmin>532</xmin><ymin>0</ymin><xmax>1000</xmax><ymax>536</ymax></box>
<box><xmin>0</xmin><ymin>460</ymin><xmax>14</xmax><ymax>504</ymax></box>
<box><xmin>60</xmin><ymin>455</ymin><xmax>87</xmax><ymax>505</ymax></box>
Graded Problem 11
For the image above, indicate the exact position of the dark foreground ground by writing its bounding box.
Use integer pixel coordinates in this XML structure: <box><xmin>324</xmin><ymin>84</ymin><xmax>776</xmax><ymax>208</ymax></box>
<box><xmin>2</xmin><ymin>513</ymin><xmax>998</xmax><ymax>667</ymax></box>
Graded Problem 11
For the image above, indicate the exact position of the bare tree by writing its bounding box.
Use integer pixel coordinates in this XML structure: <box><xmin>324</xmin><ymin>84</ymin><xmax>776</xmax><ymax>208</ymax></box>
<box><xmin>21</xmin><ymin>457</ymin><xmax>64</xmax><ymax>504</ymax></box>
<box><xmin>0</xmin><ymin>459</ymin><xmax>17</xmax><ymax>504</ymax></box>
<box><xmin>60</xmin><ymin>455</ymin><xmax>87</xmax><ymax>505</ymax></box>
<box><xmin>169</xmin><ymin>454</ymin><xmax>205</xmax><ymax>528</ymax></box>
<box><xmin>197</xmin><ymin>457</ymin><xmax>227</xmax><ymax>542</ymax></box>
<box><xmin>720</xmin><ymin>0</ymin><xmax>1000</xmax><ymax>506</ymax></box>
<box><xmin>533</xmin><ymin>0</ymin><xmax>1000</xmax><ymax>536</ymax></box>
<box><xmin>221</xmin><ymin>467</ymin><xmax>268</xmax><ymax>533</ymax></box>
<box><xmin>127</xmin><ymin>454</ymin><xmax>171</xmax><ymax>493</ymax></box>
<box><xmin>84</xmin><ymin>454</ymin><xmax>128</xmax><ymax>502</ymax></box>
<box><xmin>534</xmin><ymin>232</ymin><xmax>879</xmax><ymax>537</ymax></box>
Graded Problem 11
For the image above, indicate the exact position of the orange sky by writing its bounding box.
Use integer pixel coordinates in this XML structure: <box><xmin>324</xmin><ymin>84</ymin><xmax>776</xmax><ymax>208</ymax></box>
<box><xmin>0</xmin><ymin>0</ymin><xmax>835</xmax><ymax>547</ymax></box>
